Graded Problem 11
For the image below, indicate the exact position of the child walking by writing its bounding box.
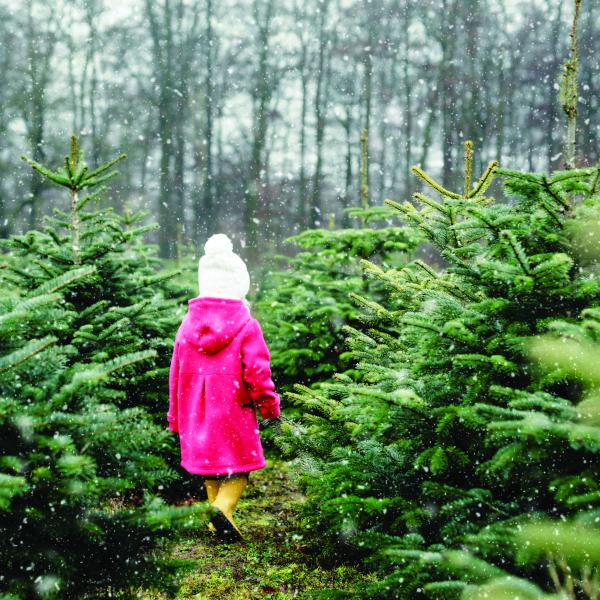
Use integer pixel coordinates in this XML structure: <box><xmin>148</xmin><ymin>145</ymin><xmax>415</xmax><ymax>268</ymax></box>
<box><xmin>167</xmin><ymin>234</ymin><xmax>281</xmax><ymax>542</ymax></box>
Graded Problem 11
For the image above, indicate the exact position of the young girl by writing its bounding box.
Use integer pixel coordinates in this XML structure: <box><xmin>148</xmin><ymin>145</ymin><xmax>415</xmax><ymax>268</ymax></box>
<box><xmin>167</xmin><ymin>234</ymin><xmax>281</xmax><ymax>542</ymax></box>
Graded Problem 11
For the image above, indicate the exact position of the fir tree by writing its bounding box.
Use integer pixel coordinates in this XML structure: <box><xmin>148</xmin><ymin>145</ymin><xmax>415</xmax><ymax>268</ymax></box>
<box><xmin>9</xmin><ymin>137</ymin><xmax>199</xmax><ymax>501</ymax></box>
<box><xmin>272</xmin><ymin>142</ymin><xmax>600</xmax><ymax>599</ymax></box>
<box><xmin>255</xmin><ymin>210</ymin><xmax>419</xmax><ymax>389</ymax></box>
<box><xmin>432</xmin><ymin>205</ymin><xmax>600</xmax><ymax>600</ymax></box>
<box><xmin>0</xmin><ymin>138</ymin><xmax>206</xmax><ymax>599</ymax></box>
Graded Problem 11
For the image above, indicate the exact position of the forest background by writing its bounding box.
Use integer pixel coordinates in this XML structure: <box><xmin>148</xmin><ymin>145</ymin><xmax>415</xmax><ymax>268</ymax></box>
<box><xmin>1</xmin><ymin>0</ymin><xmax>599</xmax><ymax>263</ymax></box>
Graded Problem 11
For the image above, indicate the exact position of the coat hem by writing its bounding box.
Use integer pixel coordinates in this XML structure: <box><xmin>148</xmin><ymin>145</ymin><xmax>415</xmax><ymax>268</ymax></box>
<box><xmin>181</xmin><ymin>460</ymin><xmax>266</xmax><ymax>475</ymax></box>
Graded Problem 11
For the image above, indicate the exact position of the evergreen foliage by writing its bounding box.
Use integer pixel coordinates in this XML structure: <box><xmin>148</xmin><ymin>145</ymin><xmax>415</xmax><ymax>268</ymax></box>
<box><xmin>272</xmin><ymin>142</ymin><xmax>600</xmax><ymax>598</ymax></box>
<box><xmin>0</xmin><ymin>138</ymin><xmax>205</xmax><ymax>599</ymax></box>
<box><xmin>255</xmin><ymin>202</ymin><xmax>421</xmax><ymax>391</ymax></box>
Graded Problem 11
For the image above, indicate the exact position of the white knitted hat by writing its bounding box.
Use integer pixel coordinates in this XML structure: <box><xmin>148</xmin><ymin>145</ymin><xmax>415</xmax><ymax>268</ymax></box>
<box><xmin>197</xmin><ymin>234</ymin><xmax>250</xmax><ymax>300</ymax></box>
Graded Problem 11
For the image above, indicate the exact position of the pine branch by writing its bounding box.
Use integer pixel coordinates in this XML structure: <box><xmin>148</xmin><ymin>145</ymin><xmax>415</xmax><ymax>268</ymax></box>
<box><xmin>349</xmin><ymin>292</ymin><xmax>396</xmax><ymax>320</ymax></box>
<box><xmin>467</xmin><ymin>161</ymin><xmax>499</xmax><ymax>198</ymax></box>
<box><xmin>549</xmin><ymin>168</ymin><xmax>595</xmax><ymax>185</ymax></box>
<box><xmin>20</xmin><ymin>155</ymin><xmax>71</xmax><ymax>187</ymax></box>
<box><xmin>80</xmin><ymin>170</ymin><xmax>119</xmax><ymax>189</ymax></box>
<box><xmin>499</xmin><ymin>231</ymin><xmax>531</xmax><ymax>274</ymax></box>
<box><xmin>411</xmin><ymin>166</ymin><xmax>462</xmax><ymax>199</ymax></box>
<box><xmin>84</xmin><ymin>153</ymin><xmax>127</xmax><ymax>181</ymax></box>
<box><xmin>76</xmin><ymin>187</ymin><xmax>106</xmax><ymax>212</ymax></box>
<box><xmin>28</xmin><ymin>265</ymin><xmax>97</xmax><ymax>297</ymax></box>
<box><xmin>414</xmin><ymin>192</ymin><xmax>449</xmax><ymax>217</ymax></box>
<box><xmin>103</xmin><ymin>349</ymin><xmax>157</xmax><ymax>376</ymax></box>
<box><xmin>400</xmin><ymin>315</ymin><xmax>443</xmax><ymax>335</ymax></box>
<box><xmin>412</xmin><ymin>259</ymin><xmax>439</xmax><ymax>279</ymax></box>
<box><xmin>542</xmin><ymin>175</ymin><xmax>571</xmax><ymax>210</ymax></box>
<box><xmin>0</xmin><ymin>293</ymin><xmax>62</xmax><ymax>326</ymax></box>
<box><xmin>0</xmin><ymin>335</ymin><xmax>58</xmax><ymax>373</ymax></box>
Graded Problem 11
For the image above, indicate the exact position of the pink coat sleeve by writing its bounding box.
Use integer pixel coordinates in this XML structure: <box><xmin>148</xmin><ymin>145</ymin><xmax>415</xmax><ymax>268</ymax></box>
<box><xmin>167</xmin><ymin>340</ymin><xmax>180</xmax><ymax>432</ymax></box>
<box><xmin>240</xmin><ymin>319</ymin><xmax>281</xmax><ymax>420</ymax></box>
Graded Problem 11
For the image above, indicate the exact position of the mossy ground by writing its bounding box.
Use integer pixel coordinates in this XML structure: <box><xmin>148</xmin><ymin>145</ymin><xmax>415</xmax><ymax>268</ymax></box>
<box><xmin>140</xmin><ymin>457</ymin><xmax>376</xmax><ymax>599</ymax></box>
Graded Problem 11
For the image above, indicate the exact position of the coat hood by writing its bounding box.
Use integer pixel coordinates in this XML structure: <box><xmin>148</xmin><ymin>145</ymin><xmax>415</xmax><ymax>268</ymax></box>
<box><xmin>179</xmin><ymin>297</ymin><xmax>251</xmax><ymax>355</ymax></box>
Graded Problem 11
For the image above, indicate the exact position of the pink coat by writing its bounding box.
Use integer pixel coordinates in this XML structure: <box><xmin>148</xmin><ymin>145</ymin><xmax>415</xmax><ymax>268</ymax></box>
<box><xmin>167</xmin><ymin>297</ymin><xmax>280</xmax><ymax>475</ymax></box>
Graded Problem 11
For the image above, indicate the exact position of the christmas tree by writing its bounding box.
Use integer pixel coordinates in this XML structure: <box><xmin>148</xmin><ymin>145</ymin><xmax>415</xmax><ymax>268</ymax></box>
<box><xmin>272</xmin><ymin>142</ymin><xmax>600</xmax><ymax>598</ymax></box>
<box><xmin>0</xmin><ymin>137</ymin><xmax>206</xmax><ymax>599</ymax></box>
<box><xmin>424</xmin><ymin>200</ymin><xmax>600</xmax><ymax>600</ymax></box>
<box><xmin>255</xmin><ymin>209</ymin><xmax>420</xmax><ymax>390</ymax></box>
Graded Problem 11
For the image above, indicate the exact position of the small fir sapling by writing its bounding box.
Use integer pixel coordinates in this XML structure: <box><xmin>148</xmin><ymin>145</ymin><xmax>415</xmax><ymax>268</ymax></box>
<box><xmin>0</xmin><ymin>137</ymin><xmax>207</xmax><ymax>599</ymax></box>
<box><xmin>271</xmin><ymin>141</ymin><xmax>600</xmax><ymax>599</ymax></box>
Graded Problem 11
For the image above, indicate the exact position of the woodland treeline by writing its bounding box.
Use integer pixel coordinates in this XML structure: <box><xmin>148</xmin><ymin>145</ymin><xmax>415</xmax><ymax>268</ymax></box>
<box><xmin>1</xmin><ymin>0</ymin><xmax>599</xmax><ymax>260</ymax></box>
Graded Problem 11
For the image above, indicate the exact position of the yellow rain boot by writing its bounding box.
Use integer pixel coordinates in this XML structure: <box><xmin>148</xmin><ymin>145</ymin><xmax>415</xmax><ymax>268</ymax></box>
<box><xmin>209</xmin><ymin>473</ymin><xmax>248</xmax><ymax>541</ymax></box>
<box><xmin>204</xmin><ymin>479</ymin><xmax>221</xmax><ymax>534</ymax></box>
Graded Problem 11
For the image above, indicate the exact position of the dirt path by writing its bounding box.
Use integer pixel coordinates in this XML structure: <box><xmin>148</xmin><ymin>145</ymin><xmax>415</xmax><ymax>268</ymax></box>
<box><xmin>142</xmin><ymin>457</ymin><xmax>376</xmax><ymax>599</ymax></box>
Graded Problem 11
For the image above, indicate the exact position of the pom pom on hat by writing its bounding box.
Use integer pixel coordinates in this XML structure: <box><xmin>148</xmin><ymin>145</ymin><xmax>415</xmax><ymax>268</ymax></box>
<box><xmin>198</xmin><ymin>234</ymin><xmax>250</xmax><ymax>300</ymax></box>
<box><xmin>204</xmin><ymin>233</ymin><xmax>233</xmax><ymax>255</ymax></box>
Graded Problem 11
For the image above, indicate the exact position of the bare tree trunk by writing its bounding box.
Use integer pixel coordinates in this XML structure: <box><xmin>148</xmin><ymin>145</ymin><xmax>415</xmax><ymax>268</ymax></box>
<box><xmin>23</xmin><ymin>0</ymin><xmax>56</xmax><ymax>231</ymax></box>
<box><xmin>0</xmin><ymin>11</ymin><xmax>14</xmax><ymax>235</ymax></box>
<box><xmin>65</xmin><ymin>7</ymin><xmax>79</xmax><ymax>135</ymax></box>
<box><xmin>527</xmin><ymin>80</ymin><xmax>537</xmax><ymax>171</ymax></box>
<box><xmin>84</xmin><ymin>2</ymin><xmax>102</xmax><ymax>166</ymax></box>
<box><xmin>174</xmin><ymin>96</ymin><xmax>186</xmax><ymax>247</ymax></box>
<box><xmin>417</xmin><ymin>65</ymin><xmax>442</xmax><ymax>174</ymax></box>
<box><xmin>581</xmin><ymin>1</ymin><xmax>599</xmax><ymax>162</ymax></box>
<box><xmin>561</xmin><ymin>0</ymin><xmax>581</xmax><ymax>169</ymax></box>
<box><xmin>309</xmin><ymin>0</ymin><xmax>330</xmax><ymax>227</ymax></box>
<box><xmin>377</xmin><ymin>65</ymin><xmax>388</xmax><ymax>204</ymax></box>
<box><xmin>140</xmin><ymin>109</ymin><xmax>153</xmax><ymax>195</ymax></box>
<box><xmin>402</xmin><ymin>1</ymin><xmax>413</xmax><ymax>197</ymax></box>
<box><xmin>146</xmin><ymin>0</ymin><xmax>175</xmax><ymax>258</ymax></box>
<box><xmin>495</xmin><ymin>67</ymin><xmax>506</xmax><ymax>163</ymax></box>
<box><xmin>464</xmin><ymin>0</ymin><xmax>480</xmax><ymax>147</ymax></box>
<box><xmin>158</xmin><ymin>104</ymin><xmax>175</xmax><ymax>258</ymax></box>
<box><xmin>192</xmin><ymin>80</ymin><xmax>205</xmax><ymax>245</ymax></box>
<box><xmin>341</xmin><ymin>107</ymin><xmax>354</xmax><ymax>228</ymax></box>
<box><xmin>215</xmin><ymin>92</ymin><xmax>225</xmax><ymax>208</ymax></box>
<box><xmin>440</xmin><ymin>0</ymin><xmax>458</xmax><ymax>188</ymax></box>
<box><xmin>361</xmin><ymin>1</ymin><xmax>374</xmax><ymax>197</ymax></box>
<box><xmin>202</xmin><ymin>0</ymin><xmax>216</xmax><ymax>238</ymax></box>
<box><xmin>244</xmin><ymin>0</ymin><xmax>275</xmax><ymax>262</ymax></box>
<box><xmin>429</xmin><ymin>0</ymin><xmax>460</xmax><ymax>186</ymax></box>
<box><xmin>146</xmin><ymin>0</ymin><xmax>199</xmax><ymax>258</ymax></box>
<box><xmin>298</xmin><ymin>38</ymin><xmax>309</xmax><ymax>229</ymax></box>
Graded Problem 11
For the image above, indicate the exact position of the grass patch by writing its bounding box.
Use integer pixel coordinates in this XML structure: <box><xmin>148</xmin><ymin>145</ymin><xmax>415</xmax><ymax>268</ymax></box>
<box><xmin>138</xmin><ymin>457</ymin><xmax>377</xmax><ymax>599</ymax></box>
